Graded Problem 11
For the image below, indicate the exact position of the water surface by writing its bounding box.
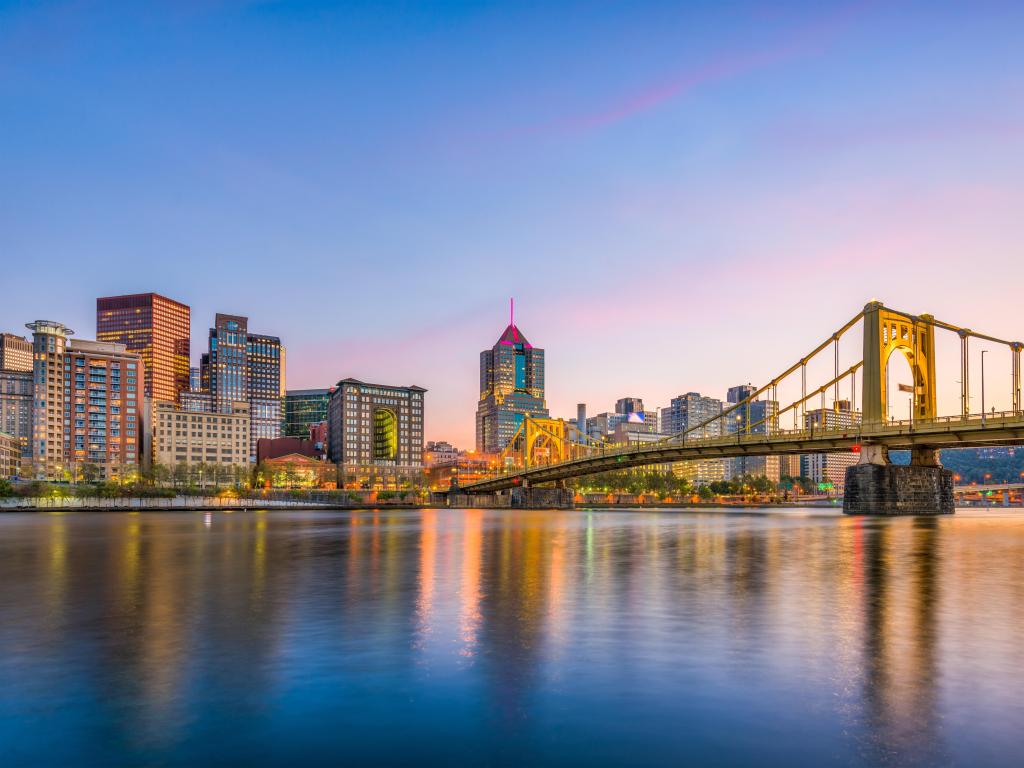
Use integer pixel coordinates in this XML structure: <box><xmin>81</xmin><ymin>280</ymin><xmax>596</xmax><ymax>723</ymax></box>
<box><xmin>1</xmin><ymin>507</ymin><xmax>1022</xmax><ymax>766</ymax></box>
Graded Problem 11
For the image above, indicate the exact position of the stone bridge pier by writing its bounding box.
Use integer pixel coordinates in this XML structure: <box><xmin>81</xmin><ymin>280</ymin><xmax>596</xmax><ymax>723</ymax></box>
<box><xmin>843</xmin><ymin>445</ymin><xmax>954</xmax><ymax>515</ymax></box>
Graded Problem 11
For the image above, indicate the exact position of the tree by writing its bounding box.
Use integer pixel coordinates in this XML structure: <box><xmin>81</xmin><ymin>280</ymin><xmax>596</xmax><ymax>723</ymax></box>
<box><xmin>80</xmin><ymin>463</ymin><xmax>101</xmax><ymax>483</ymax></box>
<box><xmin>0</xmin><ymin>478</ymin><xmax>12</xmax><ymax>498</ymax></box>
<box><xmin>172</xmin><ymin>462</ymin><xmax>189</xmax><ymax>488</ymax></box>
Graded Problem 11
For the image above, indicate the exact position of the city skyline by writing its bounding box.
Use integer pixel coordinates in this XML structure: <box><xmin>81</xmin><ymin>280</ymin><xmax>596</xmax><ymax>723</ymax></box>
<box><xmin>4</xmin><ymin>1</ymin><xmax>1024</xmax><ymax>448</ymax></box>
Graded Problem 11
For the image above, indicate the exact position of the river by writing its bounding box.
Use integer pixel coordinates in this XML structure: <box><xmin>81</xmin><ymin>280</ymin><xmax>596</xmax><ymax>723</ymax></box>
<box><xmin>1</xmin><ymin>507</ymin><xmax>1022</xmax><ymax>766</ymax></box>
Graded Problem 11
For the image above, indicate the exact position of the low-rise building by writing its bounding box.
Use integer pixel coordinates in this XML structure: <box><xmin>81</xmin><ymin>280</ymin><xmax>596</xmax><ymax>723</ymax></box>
<box><xmin>149</xmin><ymin>400</ymin><xmax>250</xmax><ymax>472</ymax></box>
<box><xmin>424</xmin><ymin>440</ymin><xmax>460</xmax><ymax>466</ymax></box>
<box><xmin>258</xmin><ymin>453</ymin><xmax>335</xmax><ymax>488</ymax></box>
<box><xmin>257</xmin><ymin>436</ymin><xmax>322</xmax><ymax>463</ymax></box>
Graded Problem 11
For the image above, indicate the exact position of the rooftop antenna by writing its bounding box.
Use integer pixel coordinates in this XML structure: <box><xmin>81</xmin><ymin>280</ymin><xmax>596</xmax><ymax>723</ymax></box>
<box><xmin>510</xmin><ymin>297</ymin><xmax>518</xmax><ymax>342</ymax></box>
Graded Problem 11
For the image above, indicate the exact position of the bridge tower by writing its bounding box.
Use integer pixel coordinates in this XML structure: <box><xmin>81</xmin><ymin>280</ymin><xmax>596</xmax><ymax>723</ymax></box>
<box><xmin>861</xmin><ymin>301</ymin><xmax>937</xmax><ymax>425</ymax></box>
<box><xmin>845</xmin><ymin>302</ymin><xmax>953</xmax><ymax>515</ymax></box>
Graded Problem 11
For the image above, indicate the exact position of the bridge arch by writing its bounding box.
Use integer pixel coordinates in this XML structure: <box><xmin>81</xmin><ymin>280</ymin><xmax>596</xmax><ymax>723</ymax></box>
<box><xmin>863</xmin><ymin>303</ymin><xmax>936</xmax><ymax>424</ymax></box>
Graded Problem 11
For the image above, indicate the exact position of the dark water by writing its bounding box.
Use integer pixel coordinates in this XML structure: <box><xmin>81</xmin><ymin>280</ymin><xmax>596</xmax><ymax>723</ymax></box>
<box><xmin>1</xmin><ymin>508</ymin><xmax>1023</xmax><ymax>766</ymax></box>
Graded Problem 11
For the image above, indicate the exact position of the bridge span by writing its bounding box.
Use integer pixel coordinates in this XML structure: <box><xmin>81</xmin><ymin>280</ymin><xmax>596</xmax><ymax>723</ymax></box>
<box><xmin>457</xmin><ymin>301</ymin><xmax>1024</xmax><ymax>515</ymax></box>
<box><xmin>461</xmin><ymin>412</ymin><xmax>1024</xmax><ymax>494</ymax></box>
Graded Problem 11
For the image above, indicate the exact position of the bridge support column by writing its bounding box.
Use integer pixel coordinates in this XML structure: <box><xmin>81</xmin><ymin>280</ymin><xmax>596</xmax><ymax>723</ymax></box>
<box><xmin>844</xmin><ymin>445</ymin><xmax>953</xmax><ymax>516</ymax></box>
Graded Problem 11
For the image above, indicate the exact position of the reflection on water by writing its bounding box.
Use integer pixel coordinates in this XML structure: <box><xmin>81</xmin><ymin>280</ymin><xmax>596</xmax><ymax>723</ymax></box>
<box><xmin>1</xmin><ymin>508</ymin><xmax>1023</xmax><ymax>766</ymax></box>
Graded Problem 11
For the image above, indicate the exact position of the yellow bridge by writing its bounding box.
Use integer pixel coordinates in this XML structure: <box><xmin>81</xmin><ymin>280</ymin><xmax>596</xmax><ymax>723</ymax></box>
<box><xmin>458</xmin><ymin>301</ymin><xmax>1024</xmax><ymax>515</ymax></box>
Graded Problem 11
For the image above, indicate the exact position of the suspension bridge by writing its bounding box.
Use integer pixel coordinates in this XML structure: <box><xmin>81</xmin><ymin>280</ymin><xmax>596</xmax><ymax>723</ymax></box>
<box><xmin>454</xmin><ymin>301</ymin><xmax>1024</xmax><ymax>515</ymax></box>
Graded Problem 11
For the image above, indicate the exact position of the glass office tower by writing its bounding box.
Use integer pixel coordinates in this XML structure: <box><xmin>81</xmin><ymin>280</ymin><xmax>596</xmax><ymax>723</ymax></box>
<box><xmin>475</xmin><ymin>315</ymin><xmax>548</xmax><ymax>453</ymax></box>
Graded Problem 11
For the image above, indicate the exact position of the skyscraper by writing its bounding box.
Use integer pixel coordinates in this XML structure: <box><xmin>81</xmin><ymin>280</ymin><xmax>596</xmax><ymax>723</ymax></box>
<box><xmin>207</xmin><ymin>314</ymin><xmax>250</xmax><ymax>412</ymax></box>
<box><xmin>204</xmin><ymin>314</ymin><xmax>285</xmax><ymax>461</ymax></box>
<box><xmin>96</xmin><ymin>293</ymin><xmax>190</xmax><ymax>404</ymax></box>
<box><xmin>475</xmin><ymin>303</ymin><xmax>548</xmax><ymax>453</ymax></box>
<box><xmin>247</xmin><ymin>332</ymin><xmax>285</xmax><ymax>459</ymax></box>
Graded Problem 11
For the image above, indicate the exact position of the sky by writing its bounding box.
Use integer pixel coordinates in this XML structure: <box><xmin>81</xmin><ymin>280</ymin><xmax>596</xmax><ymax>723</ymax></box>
<box><xmin>2</xmin><ymin>1</ymin><xmax>1023</xmax><ymax>447</ymax></box>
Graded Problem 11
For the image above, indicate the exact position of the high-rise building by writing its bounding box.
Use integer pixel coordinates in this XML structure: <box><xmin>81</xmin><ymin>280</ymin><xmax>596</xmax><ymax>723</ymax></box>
<box><xmin>203</xmin><ymin>314</ymin><xmax>285</xmax><ymax>461</ymax></box>
<box><xmin>247</xmin><ymin>332</ymin><xmax>285</xmax><ymax>460</ymax></box>
<box><xmin>726</xmin><ymin>384</ymin><xmax>757</xmax><ymax>404</ymax></box>
<box><xmin>285</xmin><ymin>388</ymin><xmax>332</xmax><ymax>438</ymax></box>
<box><xmin>96</xmin><ymin>293</ymin><xmax>190</xmax><ymax>404</ymax></box>
<box><xmin>0</xmin><ymin>333</ymin><xmax>33</xmax><ymax>372</ymax></box>
<box><xmin>26</xmin><ymin>320</ymin><xmax>73</xmax><ymax>479</ymax></box>
<box><xmin>662</xmin><ymin>392</ymin><xmax>723</xmax><ymax>438</ymax></box>
<box><xmin>0</xmin><ymin>369</ymin><xmax>33</xmax><ymax>468</ymax></box>
<box><xmin>662</xmin><ymin>391</ymin><xmax>725</xmax><ymax>485</ymax></box>
<box><xmin>475</xmin><ymin>306</ymin><xmax>548</xmax><ymax>453</ymax></box>
<box><xmin>189</xmin><ymin>367</ymin><xmax>201</xmax><ymax>392</ymax></box>
<box><xmin>327</xmin><ymin>378</ymin><xmax>425</xmax><ymax>489</ymax></box>
<box><xmin>26</xmin><ymin>321</ymin><xmax>142</xmax><ymax>480</ymax></box>
<box><xmin>802</xmin><ymin>400</ymin><xmax>860</xmax><ymax>493</ymax></box>
<box><xmin>724</xmin><ymin>384</ymin><xmax>780</xmax><ymax>482</ymax></box>
<box><xmin>207</xmin><ymin>314</ymin><xmax>250</xmax><ymax>412</ymax></box>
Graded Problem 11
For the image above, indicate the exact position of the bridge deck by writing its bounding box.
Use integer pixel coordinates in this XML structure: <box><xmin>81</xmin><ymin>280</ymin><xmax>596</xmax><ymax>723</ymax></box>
<box><xmin>460</xmin><ymin>412</ymin><xmax>1024</xmax><ymax>493</ymax></box>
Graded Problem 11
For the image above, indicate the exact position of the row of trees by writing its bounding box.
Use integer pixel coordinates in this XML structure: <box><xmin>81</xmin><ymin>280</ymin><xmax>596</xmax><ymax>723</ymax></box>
<box><xmin>570</xmin><ymin>470</ymin><xmax>820</xmax><ymax>499</ymax></box>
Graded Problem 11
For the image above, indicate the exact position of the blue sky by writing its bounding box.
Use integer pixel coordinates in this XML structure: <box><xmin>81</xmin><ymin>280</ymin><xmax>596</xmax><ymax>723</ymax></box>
<box><xmin>3</xmin><ymin>1</ymin><xmax>1023</xmax><ymax>446</ymax></box>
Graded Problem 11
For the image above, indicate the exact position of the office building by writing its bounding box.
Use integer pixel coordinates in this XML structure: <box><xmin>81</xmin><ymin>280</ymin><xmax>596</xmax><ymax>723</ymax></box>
<box><xmin>327</xmin><ymin>378</ymin><xmax>425</xmax><ymax>489</ymax></box>
<box><xmin>202</xmin><ymin>313</ymin><xmax>286</xmax><ymax>461</ymax></box>
<box><xmin>149</xmin><ymin>400</ymin><xmax>250</xmax><ymax>472</ymax></box>
<box><xmin>475</xmin><ymin>308</ymin><xmax>548</xmax><ymax>453</ymax></box>
<box><xmin>189</xmin><ymin>366</ymin><xmax>201</xmax><ymax>392</ymax></box>
<box><xmin>285</xmin><ymin>388</ymin><xmax>332</xmax><ymax>438</ymax></box>
<box><xmin>96</xmin><ymin>293</ymin><xmax>190</xmax><ymax>404</ymax></box>
<box><xmin>802</xmin><ymin>400</ymin><xmax>860</xmax><ymax>493</ymax></box>
<box><xmin>724</xmin><ymin>385</ymin><xmax>780</xmax><ymax>482</ymax></box>
<box><xmin>0</xmin><ymin>368</ymin><xmax>32</xmax><ymax>468</ymax></box>
<box><xmin>0</xmin><ymin>431</ymin><xmax>18</xmax><ymax>479</ymax></box>
<box><xmin>661</xmin><ymin>391</ymin><xmax>727</xmax><ymax>485</ymax></box>
<box><xmin>247</xmin><ymin>332</ymin><xmax>285</xmax><ymax>459</ymax></box>
<box><xmin>0</xmin><ymin>333</ymin><xmax>32</xmax><ymax>372</ymax></box>
<box><xmin>206</xmin><ymin>314</ymin><xmax>250</xmax><ymax>411</ymax></box>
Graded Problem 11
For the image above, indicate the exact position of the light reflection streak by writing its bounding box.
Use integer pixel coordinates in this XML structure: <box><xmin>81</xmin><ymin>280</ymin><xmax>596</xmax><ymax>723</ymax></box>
<box><xmin>459</xmin><ymin>509</ymin><xmax>483</xmax><ymax>657</ymax></box>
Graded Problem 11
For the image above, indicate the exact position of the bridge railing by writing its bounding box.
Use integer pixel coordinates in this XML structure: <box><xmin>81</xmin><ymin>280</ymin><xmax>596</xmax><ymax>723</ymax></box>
<box><xmin>468</xmin><ymin>409</ymin><xmax>1024</xmax><ymax>487</ymax></box>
